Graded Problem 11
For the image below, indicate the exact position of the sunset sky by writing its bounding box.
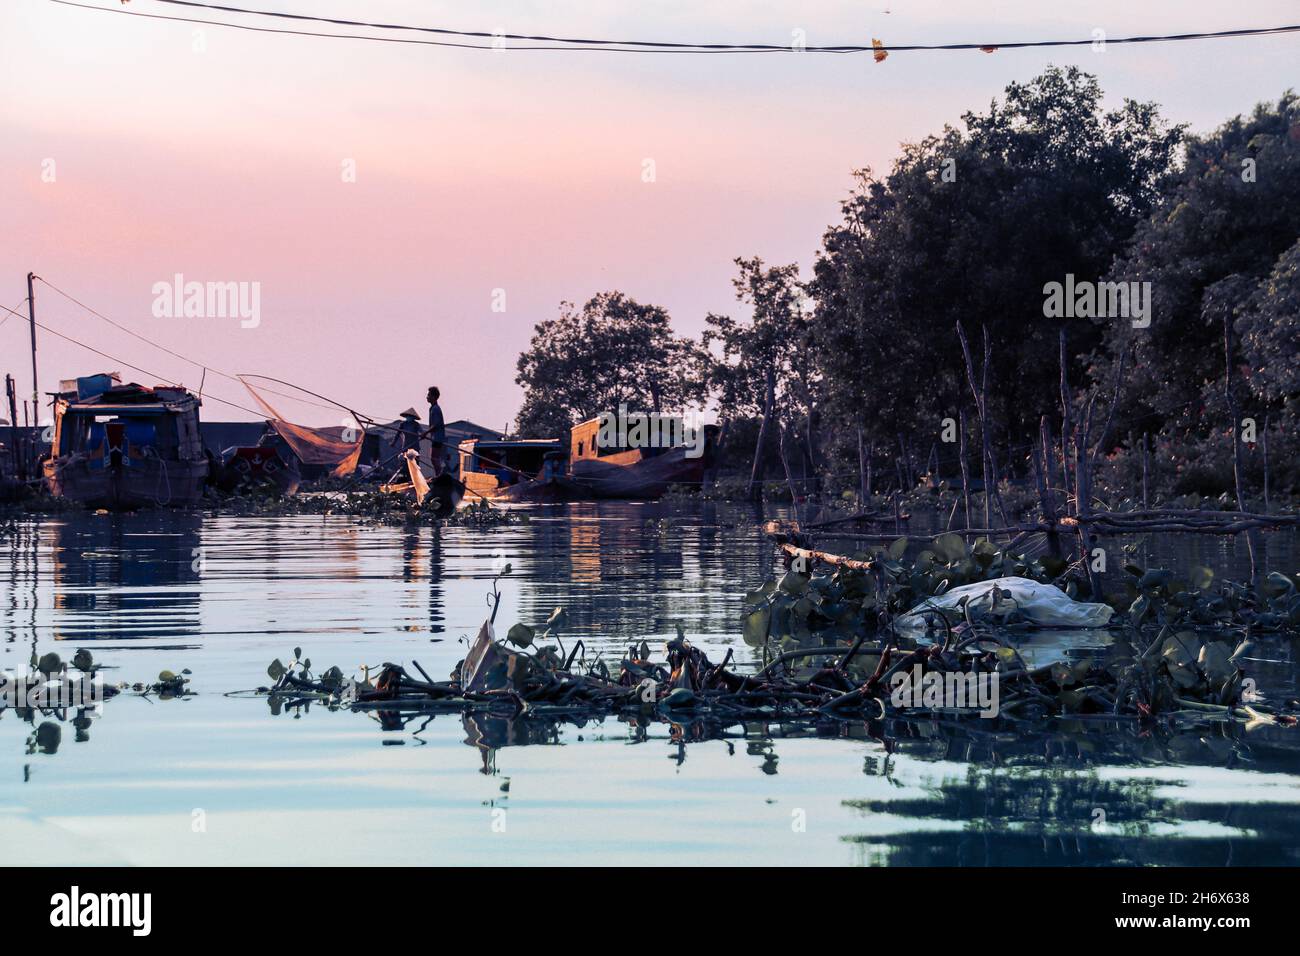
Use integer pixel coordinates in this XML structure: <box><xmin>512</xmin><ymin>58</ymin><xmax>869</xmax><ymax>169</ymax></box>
<box><xmin>2</xmin><ymin>0</ymin><xmax>1297</xmax><ymax>429</ymax></box>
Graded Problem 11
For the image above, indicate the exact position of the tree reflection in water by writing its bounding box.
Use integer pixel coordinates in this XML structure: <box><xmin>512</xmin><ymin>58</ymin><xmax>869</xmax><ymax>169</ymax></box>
<box><xmin>255</xmin><ymin>693</ymin><xmax>1300</xmax><ymax>865</ymax></box>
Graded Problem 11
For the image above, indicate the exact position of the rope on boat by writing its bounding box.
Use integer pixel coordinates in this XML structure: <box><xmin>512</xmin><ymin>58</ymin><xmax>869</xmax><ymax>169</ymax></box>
<box><xmin>154</xmin><ymin>455</ymin><xmax>172</xmax><ymax>506</ymax></box>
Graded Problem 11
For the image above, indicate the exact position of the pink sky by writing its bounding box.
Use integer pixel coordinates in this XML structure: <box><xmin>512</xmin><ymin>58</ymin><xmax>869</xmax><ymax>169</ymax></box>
<box><xmin>2</xmin><ymin>0</ymin><xmax>1297</xmax><ymax>428</ymax></box>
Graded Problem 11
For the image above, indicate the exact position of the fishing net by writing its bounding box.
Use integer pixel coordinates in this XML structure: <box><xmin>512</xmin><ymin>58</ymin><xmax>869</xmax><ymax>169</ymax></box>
<box><xmin>238</xmin><ymin>375</ymin><xmax>362</xmax><ymax>478</ymax></box>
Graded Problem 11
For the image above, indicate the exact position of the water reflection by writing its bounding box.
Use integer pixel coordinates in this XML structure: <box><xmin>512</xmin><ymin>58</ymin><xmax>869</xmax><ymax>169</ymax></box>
<box><xmin>845</xmin><ymin>716</ymin><xmax>1300</xmax><ymax>866</ymax></box>
<box><xmin>2</xmin><ymin>503</ymin><xmax>784</xmax><ymax>656</ymax></box>
<box><xmin>249</xmin><ymin>689</ymin><xmax>1300</xmax><ymax>866</ymax></box>
<box><xmin>2</xmin><ymin>503</ymin><xmax>1298</xmax><ymax>866</ymax></box>
<box><xmin>1</xmin><ymin>514</ymin><xmax>202</xmax><ymax>643</ymax></box>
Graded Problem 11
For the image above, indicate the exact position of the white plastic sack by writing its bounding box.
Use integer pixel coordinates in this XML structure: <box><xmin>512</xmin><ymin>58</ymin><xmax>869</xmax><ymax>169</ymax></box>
<box><xmin>896</xmin><ymin>576</ymin><xmax>1113</xmax><ymax>632</ymax></box>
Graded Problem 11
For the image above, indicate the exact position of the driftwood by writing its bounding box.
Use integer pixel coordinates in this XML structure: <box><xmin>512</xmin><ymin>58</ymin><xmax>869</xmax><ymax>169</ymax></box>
<box><xmin>769</xmin><ymin>536</ymin><xmax>878</xmax><ymax>571</ymax></box>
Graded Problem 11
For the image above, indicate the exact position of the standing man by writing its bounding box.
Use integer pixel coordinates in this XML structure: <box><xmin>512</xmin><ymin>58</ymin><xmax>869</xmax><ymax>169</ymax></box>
<box><xmin>423</xmin><ymin>386</ymin><xmax>446</xmax><ymax>476</ymax></box>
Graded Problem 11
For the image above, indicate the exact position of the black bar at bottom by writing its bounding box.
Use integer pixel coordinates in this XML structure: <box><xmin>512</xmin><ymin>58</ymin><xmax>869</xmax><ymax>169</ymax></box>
<box><xmin>16</xmin><ymin>866</ymin><xmax>1281</xmax><ymax>940</ymax></box>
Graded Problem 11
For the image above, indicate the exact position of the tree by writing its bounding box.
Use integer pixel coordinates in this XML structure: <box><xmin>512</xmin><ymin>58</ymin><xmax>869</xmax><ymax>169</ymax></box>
<box><xmin>702</xmin><ymin>258</ymin><xmax>820</xmax><ymax>483</ymax></box>
<box><xmin>702</xmin><ymin>258</ymin><xmax>817</xmax><ymax>416</ymax></box>
<box><xmin>1239</xmin><ymin>238</ymin><xmax>1300</xmax><ymax>406</ymax></box>
<box><xmin>1095</xmin><ymin>92</ymin><xmax>1300</xmax><ymax>443</ymax></box>
<box><xmin>514</xmin><ymin>292</ymin><xmax>706</xmax><ymax>435</ymax></box>
<box><xmin>808</xmin><ymin>66</ymin><xmax>1184</xmax><ymax>480</ymax></box>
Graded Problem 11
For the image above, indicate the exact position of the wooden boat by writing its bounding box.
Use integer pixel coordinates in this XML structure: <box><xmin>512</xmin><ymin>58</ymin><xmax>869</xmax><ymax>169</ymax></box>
<box><xmin>380</xmin><ymin>450</ymin><xmax>466</xmax><ymax>517</ymax></box>
<box><xmin>42</xmin><ymin>377</ymin><xmax>209</xmax><ymax>509</ymax></box>
<box><xmin>213</xmin><ymin>445</ymin><xmax>301</xmax><ymax>496</ymax></box>
<box><xmin>457</xmin><ymin>437</ymin><xmax>578</xmax><ymax>502</ymax></box>
<box><xmin>566</xmin><ymin>416</ymin><xmax>706</xmax><ymax>499</ymax></box>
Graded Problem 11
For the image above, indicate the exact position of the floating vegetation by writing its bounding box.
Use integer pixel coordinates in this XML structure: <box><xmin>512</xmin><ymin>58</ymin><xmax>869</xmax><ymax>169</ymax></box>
<box><xmin>14</xmin><ymin>648</ymin><xmax>194</xmax><ymax>701</ymax></box>
<box><xmin>210</xmin><ymin>489</ymin><xmax>517</xmax><ymax>526</ymax></box>
<box><xmin>1</xmin><ymin>491</ymin><xmax>89</xmax><ymax>515</ymax></box>
<box><xmin>5</xmin><ymin>649</ymin><xmax>195</xmax><ymax>765</ymax></box>
<box><xmin>250</xmin><ymin>536</ymin><xmax>1300</xmax><ymax>732</ymax></box>
<box><xmin>5</xmin><ymin>485</ymin><xmax>517</xmax><ymax>527</ymax></box>
<box><xmin>760</xmin><ymin>532</ymin><xmax>1300</xmax><ymax>640</ymax></box>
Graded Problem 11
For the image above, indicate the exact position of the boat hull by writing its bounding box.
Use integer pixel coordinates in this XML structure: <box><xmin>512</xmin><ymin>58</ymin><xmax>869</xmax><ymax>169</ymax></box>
<box><xmin>44</xmin><ymin>457</ymin><xmax>208</xmax><ymax>509</ymax></box>
<box><xmin>568</xmin><ymin>447</ymin><xmax>704</xmax><ymax>499</ymax></box>
<box><xmin>462</xmin><ymin>470</ymin><xmax>585</xmax><ymax>503</ymax></box>
<box><xmin>214</xmin><ymin>447</ymin><xmax>300</xmax><ymax>496</ymax></box>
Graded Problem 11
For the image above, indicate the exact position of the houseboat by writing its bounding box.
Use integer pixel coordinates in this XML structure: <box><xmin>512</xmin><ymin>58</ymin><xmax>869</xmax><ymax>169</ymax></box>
<box><xmin>566</xmin><ymin>415</ymin><xmax>707</xmax><ymax>499</ymax></box>
<box><xmin>457</xmin><ymin>436</ymin><xmax>574</xmax><ymax>502</ymax></box>
<box><xmin>43</xmin><ymin>374</ymin><xmax>209</xmax><ymax>509</ymax></box>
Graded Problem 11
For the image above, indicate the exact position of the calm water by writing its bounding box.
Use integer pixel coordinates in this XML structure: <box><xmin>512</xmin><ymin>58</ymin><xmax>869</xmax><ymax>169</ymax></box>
<box><xmin>2</xmin><ymin>502</ymin><xmax>1298</xmax><ymax>866</ymax></box>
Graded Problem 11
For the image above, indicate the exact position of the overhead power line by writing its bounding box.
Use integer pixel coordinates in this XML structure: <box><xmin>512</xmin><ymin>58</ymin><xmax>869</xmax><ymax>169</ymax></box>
<box><xmin>28</xmin><ymin>276</ymin><xmax>425</xmax><ymax>433</ymax></box>
<box><xmin>0</xmin><ymin>298</ymin><xmax>30</xmax><ymax>328</ymax></box>
<box><xmin>23</xmin><ymin>316</ymin><xmax>270</xmax><ymax>418</ymax></box>
<box><xmin>47</xmin><ymin>1</ymin><xmax>1300</xmax><ymax>55</ymax></box>
<box><xmin>35</xmin><ymin>276</ymin><xmax>337</xmax><ymax>413</ymax></box>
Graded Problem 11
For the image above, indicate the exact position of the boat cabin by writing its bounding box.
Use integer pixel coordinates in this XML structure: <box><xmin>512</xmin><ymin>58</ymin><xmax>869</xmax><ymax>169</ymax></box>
<box><xmin>43</xmin><ymin>374</ymin><xmax>209</xmax><ymax>508</ymax></box>
<box><xmin>569</xmin><ymin>412</ymin><xmax>701</xmax><ymax>465</ymax></box>
<box><xmin>459</xmin><ymin>437</ymin><xmax>565</xmax><ymax>498</ymax></box>
<box><xmin>51</xmin><ymin>378</ymin><xmax>202</xmax><ymax>459</ymax></box>
<box><xmin>566</xmin><ymin>413</ymin><xmax>708</xmax><ymax>499</ymax></box>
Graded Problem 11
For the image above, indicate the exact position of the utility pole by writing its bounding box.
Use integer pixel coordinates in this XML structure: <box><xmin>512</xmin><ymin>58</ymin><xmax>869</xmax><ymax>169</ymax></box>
<box><xmin>5</xmin><ymin>374</ymin><xmax>20</xmax><ymax>480</ymax></box>
<box><xmin>27</xmin><ymin>272</ymin><xmax>39</xmax><ymax>422</ymax></box>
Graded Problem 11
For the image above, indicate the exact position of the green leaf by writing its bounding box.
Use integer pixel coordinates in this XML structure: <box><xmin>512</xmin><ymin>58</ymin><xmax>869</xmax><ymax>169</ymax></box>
<box><xmin>1198</xmin><ymin>641</ymin><xmax>1236</xmax><ymax>685</ymax></box>
<box><xmin>1162</xmin><ymin>633</ymin><xmax>1204</xmax><ymax>689</ymax></box>
<box><xmin>932</xmin><ymin>532</ymin><xmax>966</xmax><ymax>563</ymax></box>
<box><xmin>743</xmin><ymin>608</ymin><xmax>771</xmax><ymax>647</ymax></box>
<box><xmin>506</xmin><ymin>623</ymin><xmax>535</xmax><ymax>648</ymax></box>
<box><xmin>1189</xmin><ymin>565</ymin><xmax>1214</xmax><ymax>591</ymax></box>
<box><xmin>778</xmin><ymin>570</ymin><xmax>809</xmax><ymax>595</ymax></box>
<box><xmin>972</xmin><ymin>539</ymin><xmax>997</xmax><ymax>568</ymax></box>
<box><xmin>887</xmin><ymin>537</ymin><xmax>908</xmax><ymax>561</ymax></box>
<box><xmin>1262</xmin><ymin>571</ymin><xmax>1295</xmax><ymax>599</ymax></box>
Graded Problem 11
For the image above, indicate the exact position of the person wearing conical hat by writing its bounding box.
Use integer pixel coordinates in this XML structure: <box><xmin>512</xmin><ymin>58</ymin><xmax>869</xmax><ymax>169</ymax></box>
<box><xmin>397</xmin><ymin>407</ymin><xmax>421</xmax><ymax>452</ymax></box>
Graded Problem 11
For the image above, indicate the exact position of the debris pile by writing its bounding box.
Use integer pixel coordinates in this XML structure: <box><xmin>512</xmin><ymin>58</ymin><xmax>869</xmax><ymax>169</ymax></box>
<box><xmin>254</xmin><ymin>549</ymin><xmax>1300</xmax><ymax>729</ymax></box>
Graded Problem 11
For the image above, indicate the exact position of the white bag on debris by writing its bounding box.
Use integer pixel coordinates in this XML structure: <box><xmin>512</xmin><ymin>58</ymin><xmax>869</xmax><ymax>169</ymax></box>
<box><xmin>896</xmin><ymin>576</ymin><xmax>1113</xmax><ymax>632</ymax></box>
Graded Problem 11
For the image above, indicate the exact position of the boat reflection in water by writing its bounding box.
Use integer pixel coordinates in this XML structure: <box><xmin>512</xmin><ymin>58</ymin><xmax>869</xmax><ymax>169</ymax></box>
<box><xmin>43</xmin><ymin>512</ymin><xmax>203</xmax><ymax>643</ymax></box>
